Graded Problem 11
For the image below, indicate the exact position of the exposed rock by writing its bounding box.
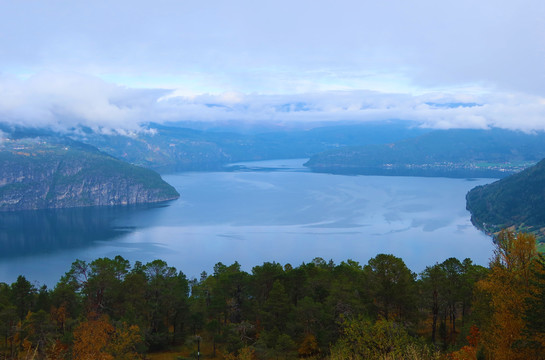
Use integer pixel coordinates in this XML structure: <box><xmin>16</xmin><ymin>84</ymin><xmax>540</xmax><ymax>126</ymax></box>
<box><xmin>0</xmin><ymin>137</ymin><xmax>179</xmax><ymax>211</ymax></box>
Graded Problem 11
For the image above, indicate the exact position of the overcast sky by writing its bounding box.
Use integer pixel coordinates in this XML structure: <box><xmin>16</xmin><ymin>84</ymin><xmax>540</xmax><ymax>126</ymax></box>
<box><xmin>0</xmin><ymin>0</ymin><xmax>544</xmax><ymax>132</ymax></box>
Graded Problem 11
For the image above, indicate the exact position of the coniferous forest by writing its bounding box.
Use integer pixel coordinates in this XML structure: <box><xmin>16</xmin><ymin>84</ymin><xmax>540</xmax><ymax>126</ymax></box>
<box><xmin>1</xmin><ymin>230</ymin><xmax>544</xmax><ymax>360</ymax></box>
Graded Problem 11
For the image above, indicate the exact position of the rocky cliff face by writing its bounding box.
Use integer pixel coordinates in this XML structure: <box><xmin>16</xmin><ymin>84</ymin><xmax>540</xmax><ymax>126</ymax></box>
<box><xmin>0</xmin><ymin>138</ymin><xmax>179</xmax><ymax>211</ymax></box>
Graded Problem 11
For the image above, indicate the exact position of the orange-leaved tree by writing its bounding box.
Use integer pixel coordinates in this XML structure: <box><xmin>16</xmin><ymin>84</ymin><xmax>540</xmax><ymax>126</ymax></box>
<box><xmin>72</xmin><ymin>313</ymin><xmax>142</xmax><ymax>360</ymax></box>
<box><xmin>476</xmin><ymin>230</ymin><xmax>538</xmax><ymax>359</ymax></box>
<box><xmin>449</xmin><ymin>325</ymin><xmax>480</xmax><ymax>360</ymax></box>
<box><xmin>73</xmin><ymin>314</ymin><xmax>114</xmax><ymax>360</ymax></box>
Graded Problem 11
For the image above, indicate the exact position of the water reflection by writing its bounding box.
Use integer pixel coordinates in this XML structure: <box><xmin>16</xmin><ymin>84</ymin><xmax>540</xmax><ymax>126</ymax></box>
<box><xmin>0</xmin><ymin>159</ymin><xmax>496</xmax><ymax>287</ymax></box>
<box><xmin>0</xmin><ymin>204</ymin><xmax>168</xmax><ymax>258</ymax></box>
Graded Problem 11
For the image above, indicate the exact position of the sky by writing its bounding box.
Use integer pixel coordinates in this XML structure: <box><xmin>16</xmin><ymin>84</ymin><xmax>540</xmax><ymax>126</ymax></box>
<box><xmin>0</xmin><ymin>0</ymin><xmax>544</xmax><ymax>132</ymax></box>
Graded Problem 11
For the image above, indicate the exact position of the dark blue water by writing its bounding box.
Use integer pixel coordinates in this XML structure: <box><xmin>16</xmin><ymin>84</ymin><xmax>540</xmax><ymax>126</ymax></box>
<box><xmin>0</xmin><ymin>159</ymin><xmax>494</xmax><ymax>286</ymax></box>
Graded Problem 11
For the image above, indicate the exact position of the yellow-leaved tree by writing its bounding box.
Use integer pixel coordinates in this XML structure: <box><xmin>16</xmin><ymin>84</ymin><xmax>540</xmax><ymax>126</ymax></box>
<box><xmin>476</xmin><ymin>230</ymin><xmax>538</xmax><ymax>360</ymax></box>
<box><xmin>73</xmin><ymin>314</ymin><xmax>114</xmax><ymax>360</ymax></box>
<box><xmin>73</xmin><ymin>313</ymin><xmax>142</xmax><ymax>360</ymax></box>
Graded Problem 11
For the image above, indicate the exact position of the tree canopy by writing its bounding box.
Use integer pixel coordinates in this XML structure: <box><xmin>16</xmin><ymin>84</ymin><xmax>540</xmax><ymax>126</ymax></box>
<box><xmin>0</xmin><ymin>232</ymin><xmax>543</xmax><ymax>359</ymax></box>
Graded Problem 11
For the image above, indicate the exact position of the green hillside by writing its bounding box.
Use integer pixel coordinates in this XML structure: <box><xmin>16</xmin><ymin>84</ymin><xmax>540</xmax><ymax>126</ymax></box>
<box><xmin>466</xmin><ymin>158</ymin><xmax>545</xmax><ymax>244</ymax></box>
<box><xmin>305</xmin><ymin>128</ymin><xmax>545</xmax><ymax>178</ymax></box>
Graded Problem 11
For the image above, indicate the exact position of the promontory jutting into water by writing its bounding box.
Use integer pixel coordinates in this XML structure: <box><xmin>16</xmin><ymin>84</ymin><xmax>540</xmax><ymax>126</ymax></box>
<box><xmin>0</xmin><ymin>159</ymin><xmax>495</xmax><ymax>285</ymax></box>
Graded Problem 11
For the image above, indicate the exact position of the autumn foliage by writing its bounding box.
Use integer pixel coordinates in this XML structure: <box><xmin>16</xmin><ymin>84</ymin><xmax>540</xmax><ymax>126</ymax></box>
<box><xmin>0</xmin><ymin>231</ymin><xmax>544</xmax><ymax>359</ymax></box>
<box><xmin>449</xmin><ymin>325</ymin><xmax>480</xmax><ymax>360</ymax></box>
<box><xmin>475</xmin><ymin>230</ymin><xmax>539</xmax><ymax>359</ymax></box>
<box><xmin>73</xmin><ymin>313</ymin><xmax>142</xmax><ymax>360</ymax></box>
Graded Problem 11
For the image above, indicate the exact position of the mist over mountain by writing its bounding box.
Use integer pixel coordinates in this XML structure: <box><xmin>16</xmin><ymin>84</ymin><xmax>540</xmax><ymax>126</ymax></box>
<box><xmin>0</xmin><ymin>120</ymin><xmax>429</xmax><ymax>173</ymax></box>
<box><xmin>4</xmin><ymin>121</ymin><xmax>544</xmax><ymax>179</ymax></box>
<box><xmin>2</xmin><ymin>1</ymin><xmax>545</xmax><ymax>358</ymax></box>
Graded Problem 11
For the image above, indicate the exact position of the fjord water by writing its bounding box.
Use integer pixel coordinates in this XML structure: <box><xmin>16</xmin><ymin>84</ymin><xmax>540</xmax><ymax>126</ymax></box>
<box><xmin>0</xmin><ymin>159</ymin><xmax>495</xmax><ymax>286</ymax></box>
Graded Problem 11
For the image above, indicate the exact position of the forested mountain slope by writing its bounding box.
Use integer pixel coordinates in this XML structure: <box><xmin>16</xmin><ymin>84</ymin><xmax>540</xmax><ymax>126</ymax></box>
<box><xmin>466</xmin><ymin>157</ymin><xmax>545</xmax><ymax>242</ymax></box>
<box><xmin>305</xmin><ymin>128</ymin><xmax>545</xmax><ymax>178</ymax></box>
<box><xmin>75</xmin><ymin>121</ymin><xmax>429</xmax><ymax>172</ymax></box>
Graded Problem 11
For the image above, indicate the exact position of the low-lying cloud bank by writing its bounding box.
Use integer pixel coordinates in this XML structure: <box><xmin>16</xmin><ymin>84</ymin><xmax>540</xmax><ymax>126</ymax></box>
<box><xmin>1</xmin><ymin>73</ymin><xmax>544</xmax><ymax>134</ymax></box>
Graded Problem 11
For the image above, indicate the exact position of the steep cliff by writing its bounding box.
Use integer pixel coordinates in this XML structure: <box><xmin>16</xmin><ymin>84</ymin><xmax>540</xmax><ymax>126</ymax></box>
<box><xmin>0</xmin><ymin>137</ymin><xmax>179</xmax><ymax>211</ymax></box>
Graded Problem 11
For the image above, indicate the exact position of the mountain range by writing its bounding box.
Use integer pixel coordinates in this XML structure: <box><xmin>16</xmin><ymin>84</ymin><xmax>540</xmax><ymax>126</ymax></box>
<box><xmin>4</xmin><ymin>122</ymin><xmax>545</xmax><ymax>215</ymax></box>
<box><xmin>304</xmin><ymin>128</ymin><xmax>545</xmax><ymax>178</ymax></box>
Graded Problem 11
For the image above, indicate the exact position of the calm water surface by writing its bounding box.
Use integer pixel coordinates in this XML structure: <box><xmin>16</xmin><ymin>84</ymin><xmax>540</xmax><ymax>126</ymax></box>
<box><xmin>0</xmin><ymin>159</ymin><xmax>495</xmax><ymax>286</ymax></box>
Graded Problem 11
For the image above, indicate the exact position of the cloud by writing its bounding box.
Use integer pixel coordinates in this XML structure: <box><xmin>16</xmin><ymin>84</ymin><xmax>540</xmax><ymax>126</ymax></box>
<box><xmin>0</xmin><ymin>72</ymin><xmax>167</xmax><ymax>133</ymax></box>
<box><xmin>155</xmin><ymin>90</ymin><xmax>545</xmax><ymax>133</ymax></box>
<box><xmin>1</xmin><ymin>0</ymin><xmax>544</xmax><ymax>97</ymax></box>
<box><xmin>1</xmin><ymin>73</ymin><xmax>544</xmax><ymax>133</ymax></box>
<box><xmin>1</xmin><ymin>1</ymin><xmax>544</xmax><ymax>135</ymax></box>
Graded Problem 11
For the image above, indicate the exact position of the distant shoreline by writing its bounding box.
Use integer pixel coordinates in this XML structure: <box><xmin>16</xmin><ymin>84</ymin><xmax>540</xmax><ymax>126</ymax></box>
<box><xmin>304</xmin><ymin>165</ymin><xmax>509</xmax><ymax>179</ymax></box>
